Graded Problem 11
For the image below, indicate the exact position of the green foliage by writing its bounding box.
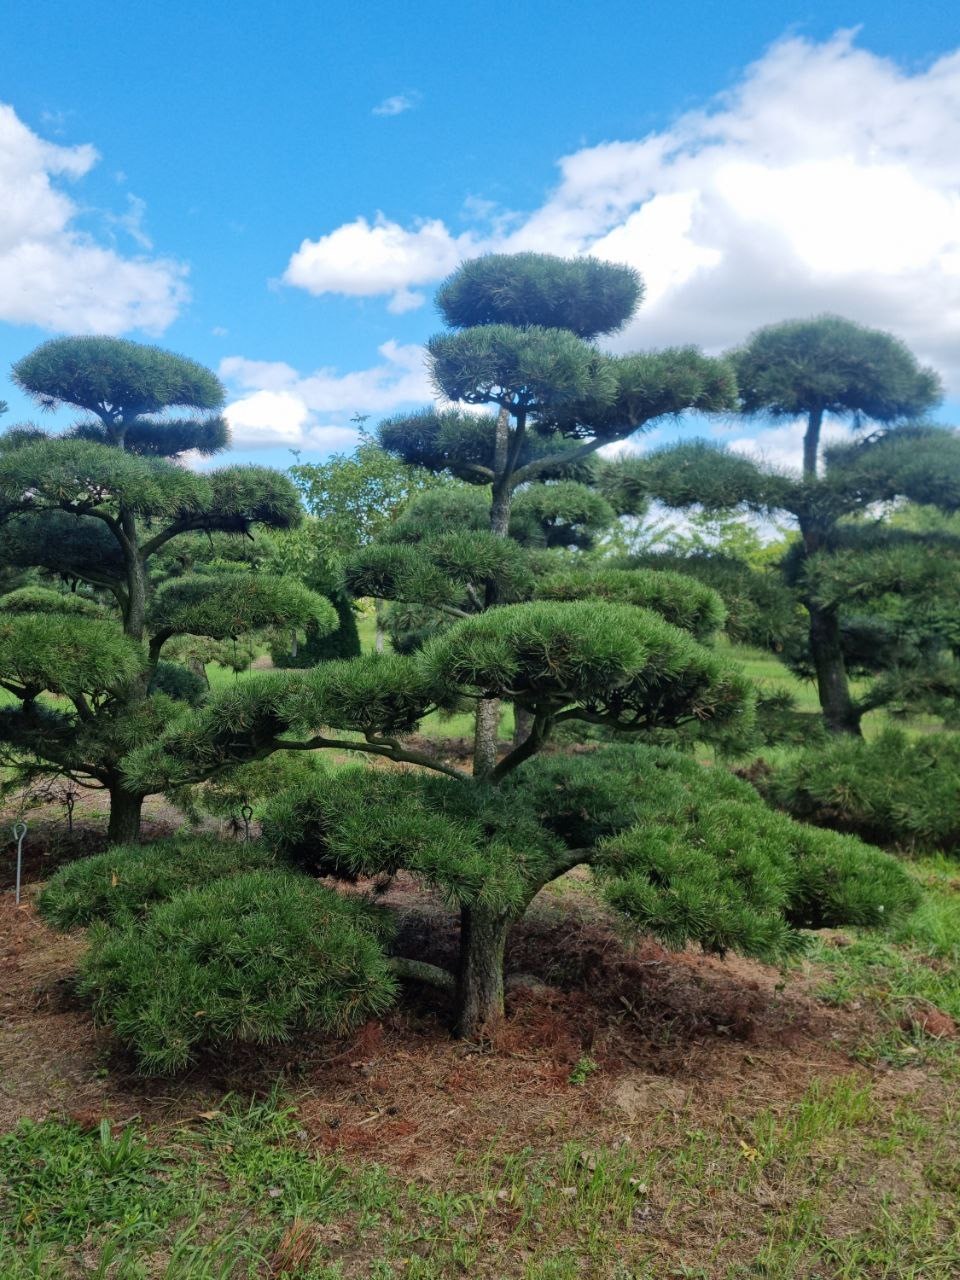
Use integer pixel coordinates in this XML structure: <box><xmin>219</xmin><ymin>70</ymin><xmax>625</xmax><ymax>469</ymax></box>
<box><xmin>147</xmin><ymin>659</ymin><xmax>208</xmax><ymax>705</ymax></box>
<box><xmin>191</xmin><ymin>752</ymin><xmax>327</xmax><ymax>823</ymax></box>
<box><xmin>641</xmin><ymin>439</ymin><xmax>792</xmax><ymax>511</ymax></box>
<box><xmin>510</xmin><ymin>744</ymin><xmax>919</xmax><ymax>954</ymax></box>
<box><xmin>0</xmin><ymin>586</ymin><xmax>102</xmax><ymax>616</ymax></box>
<box><xmin>731</xmin><ymin>315</ymin><xmax>942</xmax><ymax>423</ymax></box>
<box><xmin>12</xmin><ymin>336</ymin><xmax>225</xmax><ymax>419</ymax></box>
<box><xmin>37</xmin><ymin>836</ymin><xmax>276</xmax><ymax>929</ymax></box>
<box><xmin>344</xmin><ymin>543</ymin><xmax>460</xmax><ymax>608</ymax></box>
<box><xmin>511</xmin><ymin>480</ymin><xmax>616</xmax><ymax>548</ymax></box>
<box><xmin>70</xmin><ymin>414</ymin><xmax>228</xmax><ymax>457</ymax></box>
<box><xmin>536</xmin><ymin>566</ymin><xmax>726</xmax><ymax>639</ymax></box>
<box><xmin>80</xmin><ymin>870</ymin><xmax>397</xmax><ymax>1071</ymax></box>
<box><xmin>428</xmin><ymin>324</ymin><xmax>618</xmax><ymax>413</ymax></box>
<box><xmin>301</xmin><ymin>652</ymin><xmax>435</xmax><ymax>734</ymax></box>
<box><xmin>149</xmin><ymin>573</ymin><xmax>336</xmax><ymax>642</ymax></box>
<box><xmin>204</xmin><ymin>465</ymin><xmax>303</xmax><ymax>532</ymax></box>
<box><xmin>262</xmin><ymin>766</ymin><xmax>552</xmax><ymax>909</ymax></box>
<box><xmin>289</xmin><ymin>434</ymin><xmax>446</xmax><ymax>552</ymax></box>
<box><xmin>762</xmin><ymin>730</ymin><xmax>960</xmax><ymax>853</ymax></box>
<box><xmin>0</xmin><ymin>613</ymin><xmax>142</xmax><ymax>697</ymax></box>
<box><xmin>435</xmin><ymin>252</ymin><xmax>643</xmax><ymax>339</ymax></box>
<box><xmin>554</xmin><ymin>348</ymin><xmax>738</xmax><ymax>440</ymax></box>
<box><xmin>623</xmin><ymin>553</ymin><xmax>801</xmax><ymax>650</ymax></box>
<box><xmin>0</xmin><ymin>437</ymin><xmax>208</xmax><ymax>518</ymax></box>
<box><xmin>0</xmin><ymin>510</ymin><xmax>124</xmax><ymax>584</ymax></box>
<box><xmin>420</xmin><ymin>600</ymin><xmax>752</xmax><ymax>733</ymax></box>
<box><xmin>270</xmin><ymin>595</ymin><xmax>361</xmax><ymax>667</ymax></box>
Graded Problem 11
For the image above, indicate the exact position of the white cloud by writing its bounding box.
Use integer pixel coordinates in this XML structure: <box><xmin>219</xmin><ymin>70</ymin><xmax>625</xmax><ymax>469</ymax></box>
<box><xmin>282</xmin><ymin>32</ymin><xmax>960</xmax><ymax>389</ymax></box>
<box><xmin>728</xmin><ymin>419</ymin><xmax>855</xmax><ymax>474</ymax></box>
<box><xmin>282</xmin><ymin>214</ymin><xmax>478</xmax><ymax>311</ymax></box>
<box><xmin>224</xmin><ymin>389</ymin><xmax>359</xmax><ymax>452</ymax></box>
<box><xmin>220</xmin><ymin>340</ymin><xmax>432</xmax><ymax>452</ymax></box>
<box><xmin>0</xmin><ymin>103</ymin><xmax>187</xmax><ymax>334</ymax></box>
<box><xmin>372</xmin><ymin>91</ymin><xmax>421</xmax><ymax>118</ymax></box>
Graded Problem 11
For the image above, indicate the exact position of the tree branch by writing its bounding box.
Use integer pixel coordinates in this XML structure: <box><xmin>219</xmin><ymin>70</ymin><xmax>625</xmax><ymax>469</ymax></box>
<box><xmin>273</xmin><ymin>732</ymin><xmax>471</xmax><ymax>780</ymax></box>
<box><xmin>389</xmin><ymin>956</ymin><xmax>456</xmax><ymax>992</ymax></box>
<box><xmin>490</xmin><ymin>709</ymin><xmax>553</xmax><ymax>781</ymax></box>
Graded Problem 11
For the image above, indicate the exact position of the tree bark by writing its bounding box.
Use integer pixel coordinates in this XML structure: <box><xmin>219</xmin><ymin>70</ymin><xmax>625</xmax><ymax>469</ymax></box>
<box><xmin>106</xmin><ymin>782</ymin><xmax>145</xmax><ymax>844</ymax></box>
<box><xmin>808</xmin><ymin>603</ymin><xmax>862</xmax><ymax>735</ymax></box>
<box><xmin>455</xmin><ymin>904</ymin><xmax>513</xmax><ymax>1038</ymax></box>
<box><xmin>374</xmin><ymin>599</ymin><xmax>386</xmax><ymax>653</ymax></box>
<box><xmin>472</xmin><ymin>697</ymin><xmax>500</xmax><ymax>779</ymax></box>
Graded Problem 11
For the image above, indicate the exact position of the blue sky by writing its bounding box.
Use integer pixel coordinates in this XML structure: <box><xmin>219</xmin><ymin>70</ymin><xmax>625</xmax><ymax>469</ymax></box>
<box><xmin>2</xmin><ymin>1</ymin><xmax>959</xmax><ymax>473</ymax></box>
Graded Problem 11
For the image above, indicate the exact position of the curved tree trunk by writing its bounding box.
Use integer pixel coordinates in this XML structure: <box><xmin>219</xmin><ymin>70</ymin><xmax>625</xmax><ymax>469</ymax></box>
<box><xmin>455</xmin><ymin>904</ymin><xmax>513</xmax><ymax>1038</ymax></box>
<box><xmin>106</xmin><ymin>782</ymin><xmax>145</xmax><ymax>844</ymax></box>
<box><xmin>808</xmin><ymin>603</ymin><xmax>862</xmax><ymax>735</ymax></box>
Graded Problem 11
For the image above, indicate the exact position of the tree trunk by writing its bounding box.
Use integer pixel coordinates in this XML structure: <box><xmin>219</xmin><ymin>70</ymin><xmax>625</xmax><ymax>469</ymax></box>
<box><xmin>512</xmin><ymin>705</ymin><xmax>534</xmax><ymax>750</ymax></box>
<box><xmin>106</xmin><ymin>783</ymin><xmax>145</xmax><ymax>844</ymax></box>
<box><xmin>455</xmin><ymin>904</ymin><xmax>513</xmax><ymax>1038</ymax></box>
<box><xmin>472</xmin><ymin>697</ymin><xmax>500</xmax><ymax>778</ymax></box>
<box><xmin>374</xmin><ymin>599</ymin><xmax>386</xmax><ymax>653</ymax></box>
<box><xmin>803</xmin><ymin>405</ymin><xmax>824</xmax><ymax>480</ymax></box>
<box><xmin>808</xmin><ymin>603</ymin><xmax>862</xmax><ymax>735</ymax></box>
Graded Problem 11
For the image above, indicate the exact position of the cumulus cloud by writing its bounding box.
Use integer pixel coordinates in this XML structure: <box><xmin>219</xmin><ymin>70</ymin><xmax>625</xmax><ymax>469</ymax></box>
<box><xmin>282</xmin><ymin>214</ymin><xmax>476</xmax><ymax>312</ymax></box>
<box><xmin>0</xmin><ymin>103</ymin><xmax>187</xmax><ymax>334</ymax></box>
<box><xmin>282</xmin><ymin>32</ymin><xmax>960</xmax><ymax>389</ymax></box>
<box><xmin>372</xmin><ymin>91</ymin><xmax>421</xmax><ymax>118</ymax></box>
<box><xmin>220</xmin><ymin>340</ymin><xmax>432</xmax><ymax>452</ymax></box>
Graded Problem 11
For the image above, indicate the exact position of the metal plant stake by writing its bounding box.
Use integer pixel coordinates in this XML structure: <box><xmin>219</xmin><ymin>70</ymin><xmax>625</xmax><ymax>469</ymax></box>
<box><xmin>12</xmin><ymin>821</ymin><xmax>27</xmax><ymax>905</ymax></box>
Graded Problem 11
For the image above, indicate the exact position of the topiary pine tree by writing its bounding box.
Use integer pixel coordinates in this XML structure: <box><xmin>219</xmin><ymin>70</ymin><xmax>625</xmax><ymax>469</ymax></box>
<box><xmin>636</xmin><ymin>381</ymin><xmax>960</xmax><ymax>734</ymax></box>
<box><xmin>375</xmin><ymin>252</ymin><xmax>736</xmax><ymax>770</ymax></box>
<box><xmin>723</xmin><ymin>316</ymin><xmax>944</xmax><ymax>732</ymax></box>
<box><xmin>0</xmin><ymin>337</ymin><xmax>336</xmax><ymax>841</ymax></box>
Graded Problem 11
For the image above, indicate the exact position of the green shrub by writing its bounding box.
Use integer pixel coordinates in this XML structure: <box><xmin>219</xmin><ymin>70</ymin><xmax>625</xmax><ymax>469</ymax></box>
<box><xmin>507</xmin><ymin>744</ymin><xmax>919</xmax><ymax>948</ymax></box>
<box><xmin>79</xmin><ymin>870</ymin><xmax>397</xmax><ymax>1072</ymax></box>
<box><xmin>270</xmin><ymin>595</ymin><xmax>361</xmax><ymax>667</ymax></box>
<box><xmin>192</xmin><ymin>752</ymin><xmax>327</xmax><ymax>823</ymax></box>
<box><xmin>762</xmin><ymin>730</ymin><xmax>960</xmax><ymax>853</ymax></box>
<box><xmin>147</xmin><ymin>659</ymin><xmax>208</xmax><ymax>705</ymax></box>
<box><xmin>37</xmin><ymin>836</ymin><xmax>275</xmax><ymax>930</ymax></box>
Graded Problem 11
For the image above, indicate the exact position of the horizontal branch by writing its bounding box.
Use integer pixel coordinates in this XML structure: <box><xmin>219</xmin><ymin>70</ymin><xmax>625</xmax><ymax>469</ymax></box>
<box><xmin>389</xmin><ymin>956</ymin><xmax>456</xmax><ymax>992</ymax></box>
<box><xmin>273</xmin><ymin>732</ymin><xmax>470</xmax><ymax>780</ymax></box>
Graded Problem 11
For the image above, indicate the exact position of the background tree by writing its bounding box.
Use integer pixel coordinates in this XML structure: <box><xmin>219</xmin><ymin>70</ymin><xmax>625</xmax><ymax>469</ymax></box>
<box><xmin>637</xmin><ymin>415</ymin><xmax>960</xmax><ymax>734</ymax></box>
<box><xmin>289</xmin><ymin>432</ymin><xmax>448</xmax><ymax>651</ymax></box>
<box><xmin>0</xmin><ymin>337</ymin><xmax>335</xmax><ymax>840</ymax></box>
<box><xmin>723</xmin><ymin>317</ymin><xmax>943</xmax><ymax>731</ymax></box>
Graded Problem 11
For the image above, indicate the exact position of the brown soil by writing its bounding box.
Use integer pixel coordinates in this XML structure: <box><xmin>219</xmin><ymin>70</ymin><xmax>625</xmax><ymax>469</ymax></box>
<box><xmin>0</xmin><ymin>855</ymin><xmax>894</xmax><ymax>1175</ymax></box>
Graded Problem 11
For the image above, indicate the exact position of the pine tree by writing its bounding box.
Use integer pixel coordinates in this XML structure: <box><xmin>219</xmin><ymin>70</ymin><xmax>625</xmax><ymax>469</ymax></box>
<box><xmin>375</xmin><ymin>252</ymin><xmax>736</xmax><ymax>770</ymax></box>
<box><xmin>635</xmin><ymin>350</ymin><xmax>960</xmax><ymax>734</ymax></box>
<box><xmin>727</xmin><ymin>316</ymin><xmax>943</xmax><ymax>732</ymax></box>
<box><xmin>0</xmin><ymin>337</ymin><xmax>335</xmax><ymax>840</ymax></box>
<box><xmin>41</xmin><ymin>286</ymin><xmax>923</xmax><ymax>1058</ymax></box>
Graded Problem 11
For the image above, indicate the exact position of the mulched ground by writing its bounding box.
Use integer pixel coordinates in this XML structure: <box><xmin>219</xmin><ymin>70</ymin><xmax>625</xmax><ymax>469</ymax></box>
<box><xmin>0</xmin><ymin>832</ymin><xmax>891</xmax><ymax>1179</ymax></box>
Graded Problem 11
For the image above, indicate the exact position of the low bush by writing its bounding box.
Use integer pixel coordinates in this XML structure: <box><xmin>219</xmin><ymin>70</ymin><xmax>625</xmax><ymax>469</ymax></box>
<box><xmin>37</xmin><ymin>836</ymin><xmax>275</xmax><ymax>930</ymax></box>
<box><xmin>761</xmin><ymin>730</ymin><xmax>960</xmax><ymax>854</ymax></box>
<box><xmin>79</xmin><ymin>870</ymin><xmax>397</xmax><ymax>1072</ymax></box>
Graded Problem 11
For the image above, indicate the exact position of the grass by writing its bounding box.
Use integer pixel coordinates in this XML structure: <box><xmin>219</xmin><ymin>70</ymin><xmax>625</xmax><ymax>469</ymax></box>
<box><xmin>2</xmin><ymin>1062</ymin><xmax>957</xmax><ymax>1278</ymax></box>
